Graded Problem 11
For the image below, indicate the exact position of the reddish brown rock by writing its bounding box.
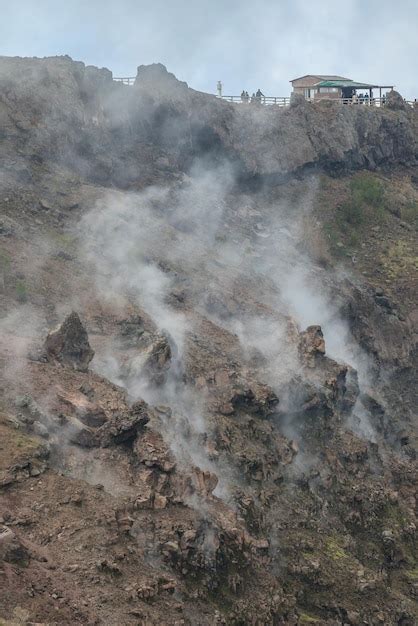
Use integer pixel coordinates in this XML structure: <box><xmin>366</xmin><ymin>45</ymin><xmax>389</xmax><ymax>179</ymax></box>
<box><xmin>299</xmin><ymin>325</ymin><xmax>326</xmax><ymax>368</ymax></box>
<box><xmin>56</xmin><ymin>388</ymin><xmax>107</xmax><ymax>427</ymax></box>
<box><xmin>134</xmin><ymin>429</ymin><xmax>176</xmax><ymax>473</ymax></box>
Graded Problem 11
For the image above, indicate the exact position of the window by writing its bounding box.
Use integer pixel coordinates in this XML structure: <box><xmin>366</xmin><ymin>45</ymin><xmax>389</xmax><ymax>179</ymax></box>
<box><xmin>319</xmin><ymin>87</ymin><xmax>339</xmax><ymax>93</ymax></box>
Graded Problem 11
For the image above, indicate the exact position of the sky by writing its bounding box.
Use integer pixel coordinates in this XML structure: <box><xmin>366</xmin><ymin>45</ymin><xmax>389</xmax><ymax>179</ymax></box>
<box><xmin>1</xmin><ymin>0</ymin><xmax>417</xmax><ymax>99</ymax></box>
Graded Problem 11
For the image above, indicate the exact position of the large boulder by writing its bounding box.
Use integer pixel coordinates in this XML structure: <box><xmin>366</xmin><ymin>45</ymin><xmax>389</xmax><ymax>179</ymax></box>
<box><xmin>385</xmin><ymin>90</ymin><xmax>410</xmax><ymax>112</ymax></box>
<box><xmin>44</xmin><ymin>312</ymin><xmax>94</xmax><ymax>372</ymax></box>
<box><xmin>134</xmin><ymin>429</ymin><xmax>176</xmax><ymax>472</ymax></box>
<box><xmin>141</xmin><ymin>332</ymin><xmax>174</xmax><ymax>385</ymax></box>
<box><xmin>135</xmin><ymin>63</ymin><xmax>190</xmax><ymax>101</ymax></box>
<box><xmin>0</xmin><ymin>526</ymin><xmax>29</xmax><ymax>564</ymax></box>
<box><xmin>98</xmin><ymin>400</ymin><xmax>150</xmax><ymax>447</ymax></box>
<box><xmin>210</xmin><ymin>369</ymin><xmax>279</xmax><ymax>418</ymax></box>
<box><xmin>56</xmin><ymin>388</ymin><xmax>107</xmax><ymax>427</ymax></box>
<box><xmin>299</xmin><ymin>325</ymin><xmax>326</xmax><ymax>368</ymax></box>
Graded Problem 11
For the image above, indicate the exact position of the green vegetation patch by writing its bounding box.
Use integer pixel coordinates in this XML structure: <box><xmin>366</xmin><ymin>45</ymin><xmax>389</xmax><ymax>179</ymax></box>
<box><xmin>399</xmin><ymin>200</ymin><xmax>418</xmax><ymax>228</ymax></box>
<box><xmin>47</xmin><ymin>228</ymin><xmax>77</xmax><ymax>250</ymax></box>
<box><xmin>382</xmin><ymin>502</ymin><xmax>408</xmax><ymax>527</ymax></box>
<box><xmin>324</xmin><ymin>537</ymin><xmax>349</xmax><ymax>561</ymax></box>
<box><xmin>381</xmin><ymin>240</ymin><xmax>418</xmax><ymax>279</ymax></box>
<box><xmin>15</xmin><ymin>279</ymin><xmax>28</xmax><ymax>303</ymax></box>
<box><xmin>0</xmin><ymin>413</ymin><xmax>39</xmax><ymax>469</ymax></box>
<box><xmin>299</xmin><ymin>612</ymin><xmax>321</xmax><ymax>623</ymax></box>
<box><xmin>405</xmin><ymin>567</ymin><xmax>418</xmax><ymax>580</ymax></box>
<box><xmin>323</xmin><ymin>173</ymin><xmax>390</xmax><ymax>256</ymax></box>
<box><xmin>337</xmin><ymin>173</ymin><xmax>386</xmax><ymax>229</ymax></box>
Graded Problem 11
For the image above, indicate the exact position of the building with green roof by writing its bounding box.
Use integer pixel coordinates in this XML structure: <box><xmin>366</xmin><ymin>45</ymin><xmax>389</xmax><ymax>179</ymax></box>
<box><xmin>290</xmin><ymin>75</ymin><xmax>393</xmax><ymax>101</ymax></box>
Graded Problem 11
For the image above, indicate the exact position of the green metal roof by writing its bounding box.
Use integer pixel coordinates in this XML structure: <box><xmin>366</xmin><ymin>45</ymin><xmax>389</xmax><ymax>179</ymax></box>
<box><xmin>317</xmin><ymin>80</ymin><xmax>375</xmax><ymax>88</ymax></box>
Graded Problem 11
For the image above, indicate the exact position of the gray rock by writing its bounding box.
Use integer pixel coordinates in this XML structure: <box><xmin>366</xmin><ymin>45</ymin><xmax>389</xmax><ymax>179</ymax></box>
<box><xmin>385</xmin><ymin>89</ymin><xmax>410</xmax><ymax>111</ymax></box>
<box><xmin>44</xmin><ymin>311</ymin><xmax>94</xmax><ymax>372</ymax></box>
<box><xmin>141</xmin><ymin>332</ymin><xmax>173</xmax><ymax>385</ymax></box>
<box><xmin>0</xmin><ymin>216</ymin><xmax>19</xmax><ymax>237</ymax></box>
<box><xmin>32</xmin><ymin>421</ymin><xmax>49</xmax><ymax>439</ymax></box>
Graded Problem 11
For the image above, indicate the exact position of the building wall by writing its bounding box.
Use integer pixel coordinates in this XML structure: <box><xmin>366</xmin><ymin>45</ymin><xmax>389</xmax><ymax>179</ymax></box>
<box><xmin>293</xmin><ymin>86</ymin><xmax>317</xmax><ymax>100</ymax></box>
<box><xmin>291</xmin><ymin>78</ymin><xmax>343</xmax><ymax>100</ymax></box>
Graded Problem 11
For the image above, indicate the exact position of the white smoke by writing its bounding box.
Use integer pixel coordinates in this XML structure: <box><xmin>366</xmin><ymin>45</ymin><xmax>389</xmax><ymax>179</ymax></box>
<box><xmin>74</xmin><ymin>156</ymin><xmax>378</xmax><ymax>511</ymax></box>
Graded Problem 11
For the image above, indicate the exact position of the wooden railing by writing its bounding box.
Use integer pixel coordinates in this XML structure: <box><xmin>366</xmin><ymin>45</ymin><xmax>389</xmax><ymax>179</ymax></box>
<box><xmin>114</xmin><ymin>76</ymin><xmax>135</xmax><ymax>85</ymax></box>
<box><xmin>219</xmin><ymin>95</ymin><xmax>416</xmax><ymax>108</ymax></box>
<box><xmin>112</xmin><ymin>80</ymin><xmax>416</xmax><ymax>108</ymax></box>
<box><xmin>328</xmin><ymin>97</ymin><xmax>413</xmax><ymax>107</ymax></box>
<box><xmin>220</xmin><ymin>95</ymin><xmax>291</xmax><ymax>106</ymax></box>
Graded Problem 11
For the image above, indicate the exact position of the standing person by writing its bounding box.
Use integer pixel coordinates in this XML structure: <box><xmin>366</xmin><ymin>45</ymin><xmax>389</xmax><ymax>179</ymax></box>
<box><xmin>241</xmin><ymin>90</ymin><xmax>246</xmax><ymax>102</ymax></box>
<box><xmin>251</xmin><ymin>92</ymin><xmax>256</xmax><ymax>104</ymax></box>
<box><xmin>217</xmin><ymin>80</ymin><xmax>223</xmax><ymax>98</ymax></box>
<box><xmin>256</xmin><ymin>88</ymin><xmax>264</xmax><ymax>104</ymax></box>
<box><xmin>245</xmin><ymin>91</ymin><xmax>250</xmax><ymax>102</ymax></box>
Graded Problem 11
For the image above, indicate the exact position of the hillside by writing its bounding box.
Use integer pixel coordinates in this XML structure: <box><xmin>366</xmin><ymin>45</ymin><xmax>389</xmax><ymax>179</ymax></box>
<box><xmin>0</xmin><ymin>56</ymin><xmax>417</xmax><ymax>625</ymax></box>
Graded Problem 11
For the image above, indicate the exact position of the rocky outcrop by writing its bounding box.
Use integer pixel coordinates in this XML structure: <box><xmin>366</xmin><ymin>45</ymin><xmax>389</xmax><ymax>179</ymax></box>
<box><xmin>134</xmin><ymin>428</ymin><xmax>176</xmax><ymax>473</ymax></box>
<box><xmin>141</xmin><ymin>332</ymin><xmax>174</xmax><ymax>385</ymax></box>
<box><xmin>63</xmin><ymin>399</ymin><xmax>150</xmax><ymax>448</ymax></box>
<box><xmin>277</xmin><ymin>325</ymin><xmax>360</xmax><ymax>439</ymax></box>
<box><xmin>44</xmin><ymin>311</ymin><xmax>94</xmax><ymax>371</ymax></box>
<box><xmin>299</xmin><ymin>324</ymin><xmax>326</xmax><ymax>367</ymax></box>
<box><xmin>342</xmin><ymin>284</ymin><xmax>414</xmax><ymax>368</ymax></box>
<box><xmin>57</xmin><ymin>388</ymin><xmax>107</xmax><ymax>427</ymax></box>
<box><xmin>386</xmin><ymin>89</ymin><xmax>411</xmax><ymax>111</ymax></box>
<box><xmin>98</xmin><ymin>405</ymin><xmax>150</xmax><ymax>447</ymax></box>
<box><xmin>0</xmin><ymin>526</ymin><xmax>29</xmax><ymax>564</ymax></box>
<box><xmin>0</xmin><ymin>56</ymin><xmax>417</xmax><ymax>188</ymax></box>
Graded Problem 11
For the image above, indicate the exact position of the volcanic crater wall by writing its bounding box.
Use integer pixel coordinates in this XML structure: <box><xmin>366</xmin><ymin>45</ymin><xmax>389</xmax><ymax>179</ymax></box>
<box><xmin>0</xmin><ymin>55</ymin><xmax>417</xmax><ymax>188</ymax></box>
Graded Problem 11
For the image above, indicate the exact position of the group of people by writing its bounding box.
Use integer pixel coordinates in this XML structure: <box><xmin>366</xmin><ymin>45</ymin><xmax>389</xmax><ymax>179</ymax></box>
<box><xmin>240</xmin><ymin>89</ymin><xmax>264</xmax><ymax>104</ymax></box>
<box><xmin>349</xmin><ymin>92</ymin><xmax>385</xmax><ymax>105</ymax></box>
<box><xmin>351</xmin><ymin>92</ymin><xmax>371</xmax><ymax>104</ymax></box>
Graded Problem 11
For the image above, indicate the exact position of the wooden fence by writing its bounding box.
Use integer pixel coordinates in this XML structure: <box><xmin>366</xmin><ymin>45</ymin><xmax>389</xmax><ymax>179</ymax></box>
<box><xmin>113</xmin><ymin>79</ymin><xmax>415</xmax><ymax>108</ymax></box>
<box><xmin>114</xmin><ymin>77</ymin><xmax>135</xmax><ymax>85</ymax></box>
<box><xmin>220</xmin><ymin>95</ymin><xmax>291</xmax><ymax>106</ymax></box>
<box><xmin>220</xmin><ymin>95</ymin><xmax>415</xmax><ymax>107</ymax></box>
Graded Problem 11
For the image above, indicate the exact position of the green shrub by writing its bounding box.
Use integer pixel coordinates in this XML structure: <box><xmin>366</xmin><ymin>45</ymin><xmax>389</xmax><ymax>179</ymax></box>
<box><xmin>48</xmin><ymin>229</ymin><xmax>76</xmax><ymax>250</ymax></box>
<box><xmin>338</xmin><ymin>174</ymin><xmax>386</xmax><ymax>226</ymax></box>
<box><xmin>334</xmin><ymin>174</ymin><xmax>387</xmax><ymax>248</ymax></box>
<box><xmin>338</xmin><ymin>199</ymin><xmax>364</xmax><ymax>226</ymax></box>
<box><xmin>401</xmin><ymin>201</ymin><xmax>418</xmax><ymax>227</ymax></box>
<box><xmin>15</xmin><ymin>279</ymin><xmax>28</xmax><ymax>303</ymax></box>
<box><xmin>299</xmin><ymin>614</ymin><xmax>320</xmax><ymax>624</ymax></box>
<box><xmin>351</xmin><ymin>173</ymin><xmax>385</xmax><ymax>207</ymax></box>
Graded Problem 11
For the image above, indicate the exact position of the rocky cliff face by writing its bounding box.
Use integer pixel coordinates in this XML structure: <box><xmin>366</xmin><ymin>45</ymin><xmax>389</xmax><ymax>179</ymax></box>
<box><xmin>0</xmin><ymin>56</ymin><xmax>417</xmax><ymax>625</ymax></box>
<box><xmin>1</xmin><ymin>56</ymin><xmax>417</xmax><ymax>187</ymax></box>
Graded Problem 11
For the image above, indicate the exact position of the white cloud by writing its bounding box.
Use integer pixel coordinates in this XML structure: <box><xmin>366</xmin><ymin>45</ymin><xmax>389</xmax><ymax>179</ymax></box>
<box><xmin>1</xmin><ymin>0</ymin><xmax>416</xmax><ymax>98</ymax></box>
